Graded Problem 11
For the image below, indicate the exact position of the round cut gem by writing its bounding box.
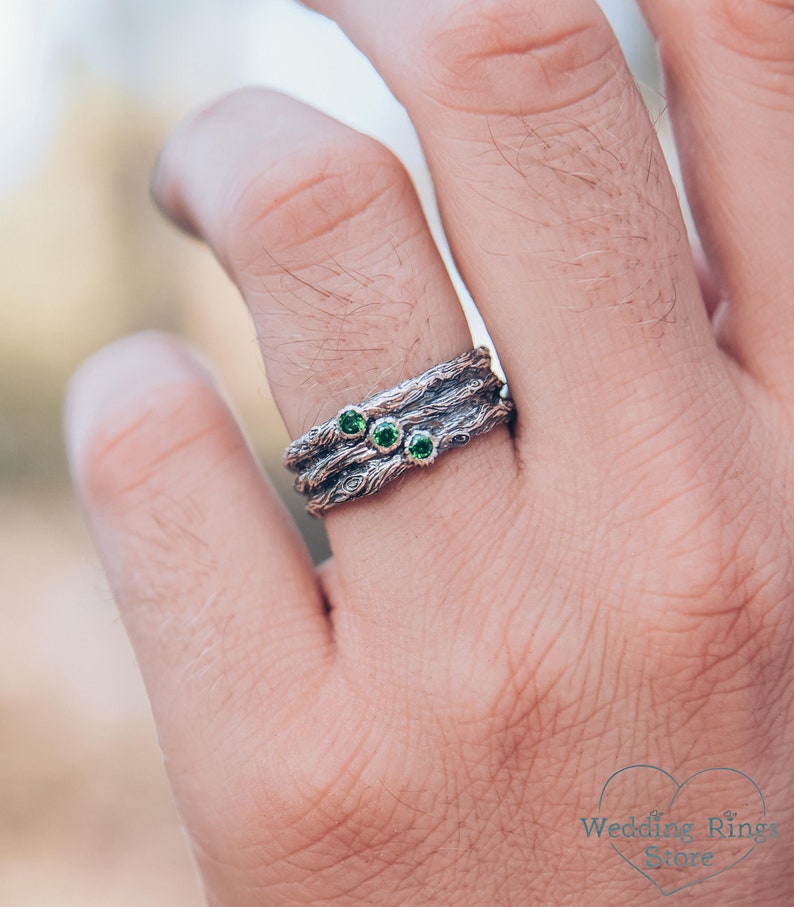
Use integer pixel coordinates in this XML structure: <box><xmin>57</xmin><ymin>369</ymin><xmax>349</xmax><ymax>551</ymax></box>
<box><xmin>337</xmin><ymin>407</ymin><xmax>366</xmax><ymax>437</ymax></box>
<box><xmin>407</xmin><ymin>431</ymin><xmax>435</xmax><ymax>463</ymax></box>
<box><xmin>370</xmin><ymin>418</ymin><xmax>401</xmax><ymax>452</ymax></box>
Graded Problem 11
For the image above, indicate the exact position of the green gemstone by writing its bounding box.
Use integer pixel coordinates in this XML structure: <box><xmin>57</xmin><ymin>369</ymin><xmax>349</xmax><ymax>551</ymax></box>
<box><xmin>408</xmin><ymin>432</ymin><xmax>435</xmax><ymax>461</ymax></box>
<box><xmin>371</xmin><ymin>419</ymin><xmax>400</xmax><ymax>450</ymax></box>
<box><xmin>338</xmin><ymin>408</ymin><xmax>366</xmax><ymax>436</ymax></box>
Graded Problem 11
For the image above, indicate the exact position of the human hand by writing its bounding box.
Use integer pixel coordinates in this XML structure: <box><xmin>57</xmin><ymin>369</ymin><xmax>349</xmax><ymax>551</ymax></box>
<box><xmin>65</xmin><ymin>1</ymin><xmax>794</xmax><ymax>903</ymax></box>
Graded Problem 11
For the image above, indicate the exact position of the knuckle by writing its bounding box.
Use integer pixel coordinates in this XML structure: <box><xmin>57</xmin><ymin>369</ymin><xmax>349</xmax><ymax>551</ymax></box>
<box><xmin>710</xmin><ymin>0</ymin><xmax>794</xmax><ymax>60</ymax></box>
<box><xmin>224</xmin><ymin>132</ymin><xmax>409</xmax><ymax>272</ymax></box>
<box><xmin>659</xmin><ymin>0</ymin><xmax>794</xmax><ymax>73</ymax></box>
<box><xmin>417</xmin><ymin>0</ymin><xmax>622</xmax><ymax>114</ymax></box>
<box><xmin>82</xmin><ymin>380</ymin><xmax>233</xmax><ymax>509</ymax></box>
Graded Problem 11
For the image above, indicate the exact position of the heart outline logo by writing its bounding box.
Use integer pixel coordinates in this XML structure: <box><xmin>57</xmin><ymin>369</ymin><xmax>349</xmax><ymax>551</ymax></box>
<box><xmin>597</xmin><ymin>764</ymin><xmax>767</xmax><ymax>896</ymax></box>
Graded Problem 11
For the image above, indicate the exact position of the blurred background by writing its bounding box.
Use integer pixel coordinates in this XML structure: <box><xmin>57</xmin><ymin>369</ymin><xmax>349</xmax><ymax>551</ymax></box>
<box><xmin>0</xmin><ymin>1</ymin><xmax>659</xmax><ymax>903</ymax></box>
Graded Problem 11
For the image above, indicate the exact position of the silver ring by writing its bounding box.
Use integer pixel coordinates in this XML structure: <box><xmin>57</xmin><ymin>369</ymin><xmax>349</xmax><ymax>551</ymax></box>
<box><xmin>283</xmin><ymin>347</ymin><xmax>514</xmax><ymax>516</ymax></box>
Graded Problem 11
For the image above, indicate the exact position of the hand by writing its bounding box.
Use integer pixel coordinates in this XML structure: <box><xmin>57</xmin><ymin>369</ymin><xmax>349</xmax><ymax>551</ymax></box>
<box><xmin>65</xmin><ymin>1</ymin><xmax>794</xmax><ymax>903</ymax></box>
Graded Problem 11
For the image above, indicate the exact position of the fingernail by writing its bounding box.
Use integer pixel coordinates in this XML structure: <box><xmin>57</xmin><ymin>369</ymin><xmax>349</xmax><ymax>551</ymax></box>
<box><xmin>149</xmin><ymin>145</ymin><xmax>169</xmax><ymax>211</ymax></box>
<box><xmin>149</xmin><ymin>142</ymin><xmax>198</xmax><ymax>236</ymax></box>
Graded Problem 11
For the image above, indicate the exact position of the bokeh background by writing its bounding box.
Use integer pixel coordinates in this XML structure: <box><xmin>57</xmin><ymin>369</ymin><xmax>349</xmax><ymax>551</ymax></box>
<box><xmin>0</xmin><ymin>1</ymin><xmax>660</xmax><ymax>903</ymax></box>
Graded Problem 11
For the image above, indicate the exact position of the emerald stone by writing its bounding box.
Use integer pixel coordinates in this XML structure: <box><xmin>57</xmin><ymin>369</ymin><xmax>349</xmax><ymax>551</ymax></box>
<box><xmin>370</xmin><ymin>418</ymin><xmax>400</xmax><ymax>451</ymax></box>
<box><xmin>337</xmin><ymin>408</ymin><xmax>366</xmax><ymax>437</ymax></box>
<box><xmin>407</xmin><ymin>432</ymin><xmax>435</xmax><ymax>462</ymax></box>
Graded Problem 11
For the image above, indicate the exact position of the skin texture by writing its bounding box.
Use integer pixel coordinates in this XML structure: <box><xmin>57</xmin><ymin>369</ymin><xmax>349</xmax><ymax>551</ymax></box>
<box><xmin>64</xmin><ymin>0</ymin><xmax>794</xmax><ymax>903</ymax></box>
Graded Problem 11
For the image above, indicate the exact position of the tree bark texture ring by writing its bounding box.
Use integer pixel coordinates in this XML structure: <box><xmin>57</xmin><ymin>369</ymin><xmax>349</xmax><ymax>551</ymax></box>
<box><xmin>283</xmin><ymin>347</ymin><xmax>514</xmax><ymax>517</ymax></box>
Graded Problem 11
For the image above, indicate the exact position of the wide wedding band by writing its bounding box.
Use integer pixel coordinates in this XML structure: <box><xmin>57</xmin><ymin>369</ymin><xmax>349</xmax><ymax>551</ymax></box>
<box><xmin>283</xmin><ymin>347</ymin><xmax>514</xmax><ymax>516</ymax></box>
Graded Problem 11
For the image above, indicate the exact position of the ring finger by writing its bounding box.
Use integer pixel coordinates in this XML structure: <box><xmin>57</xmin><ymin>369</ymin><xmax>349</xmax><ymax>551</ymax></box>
<box><xmin>152</xmin><ymin>87</ymin><xmax>519</xmax><ymax>619</ymax></box>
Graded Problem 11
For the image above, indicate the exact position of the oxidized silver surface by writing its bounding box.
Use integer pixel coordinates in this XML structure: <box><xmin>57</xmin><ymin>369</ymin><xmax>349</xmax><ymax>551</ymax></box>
<box><xmin>284</xmin><ymin>346</ymin><xmax>514</xmax><ymax>516</ymax></box>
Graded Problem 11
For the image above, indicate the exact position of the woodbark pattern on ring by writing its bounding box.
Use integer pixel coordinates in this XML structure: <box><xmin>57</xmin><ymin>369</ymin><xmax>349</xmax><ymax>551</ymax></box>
<box><xmin>283</xmin><ymin>347</ymin><xmax>514</xmax><ymax>517</ymax></box>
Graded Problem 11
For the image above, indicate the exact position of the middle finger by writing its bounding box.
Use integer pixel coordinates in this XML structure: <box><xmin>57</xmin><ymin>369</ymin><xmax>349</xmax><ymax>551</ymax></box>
<box><xmin>304</xmin><ymin>0</ymin><xmax>730</xmax><ymax>461</ymax></box>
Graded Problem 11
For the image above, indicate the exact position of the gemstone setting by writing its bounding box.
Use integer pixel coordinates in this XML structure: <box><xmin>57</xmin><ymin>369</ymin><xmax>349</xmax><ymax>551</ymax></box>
<box><xmin>337</xmin><ymin>406</ymin><xmax>366</xmax><ymax>438</ymax></box>
<box><xmin>369</xmin><ymin>417</ymin><xmax>402</xmax><ymax>453</ymax></box>
<box><xmin>406</xmin><ymin>430</ymin><xmax>437</xmax><ymax>465</ymax></box>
